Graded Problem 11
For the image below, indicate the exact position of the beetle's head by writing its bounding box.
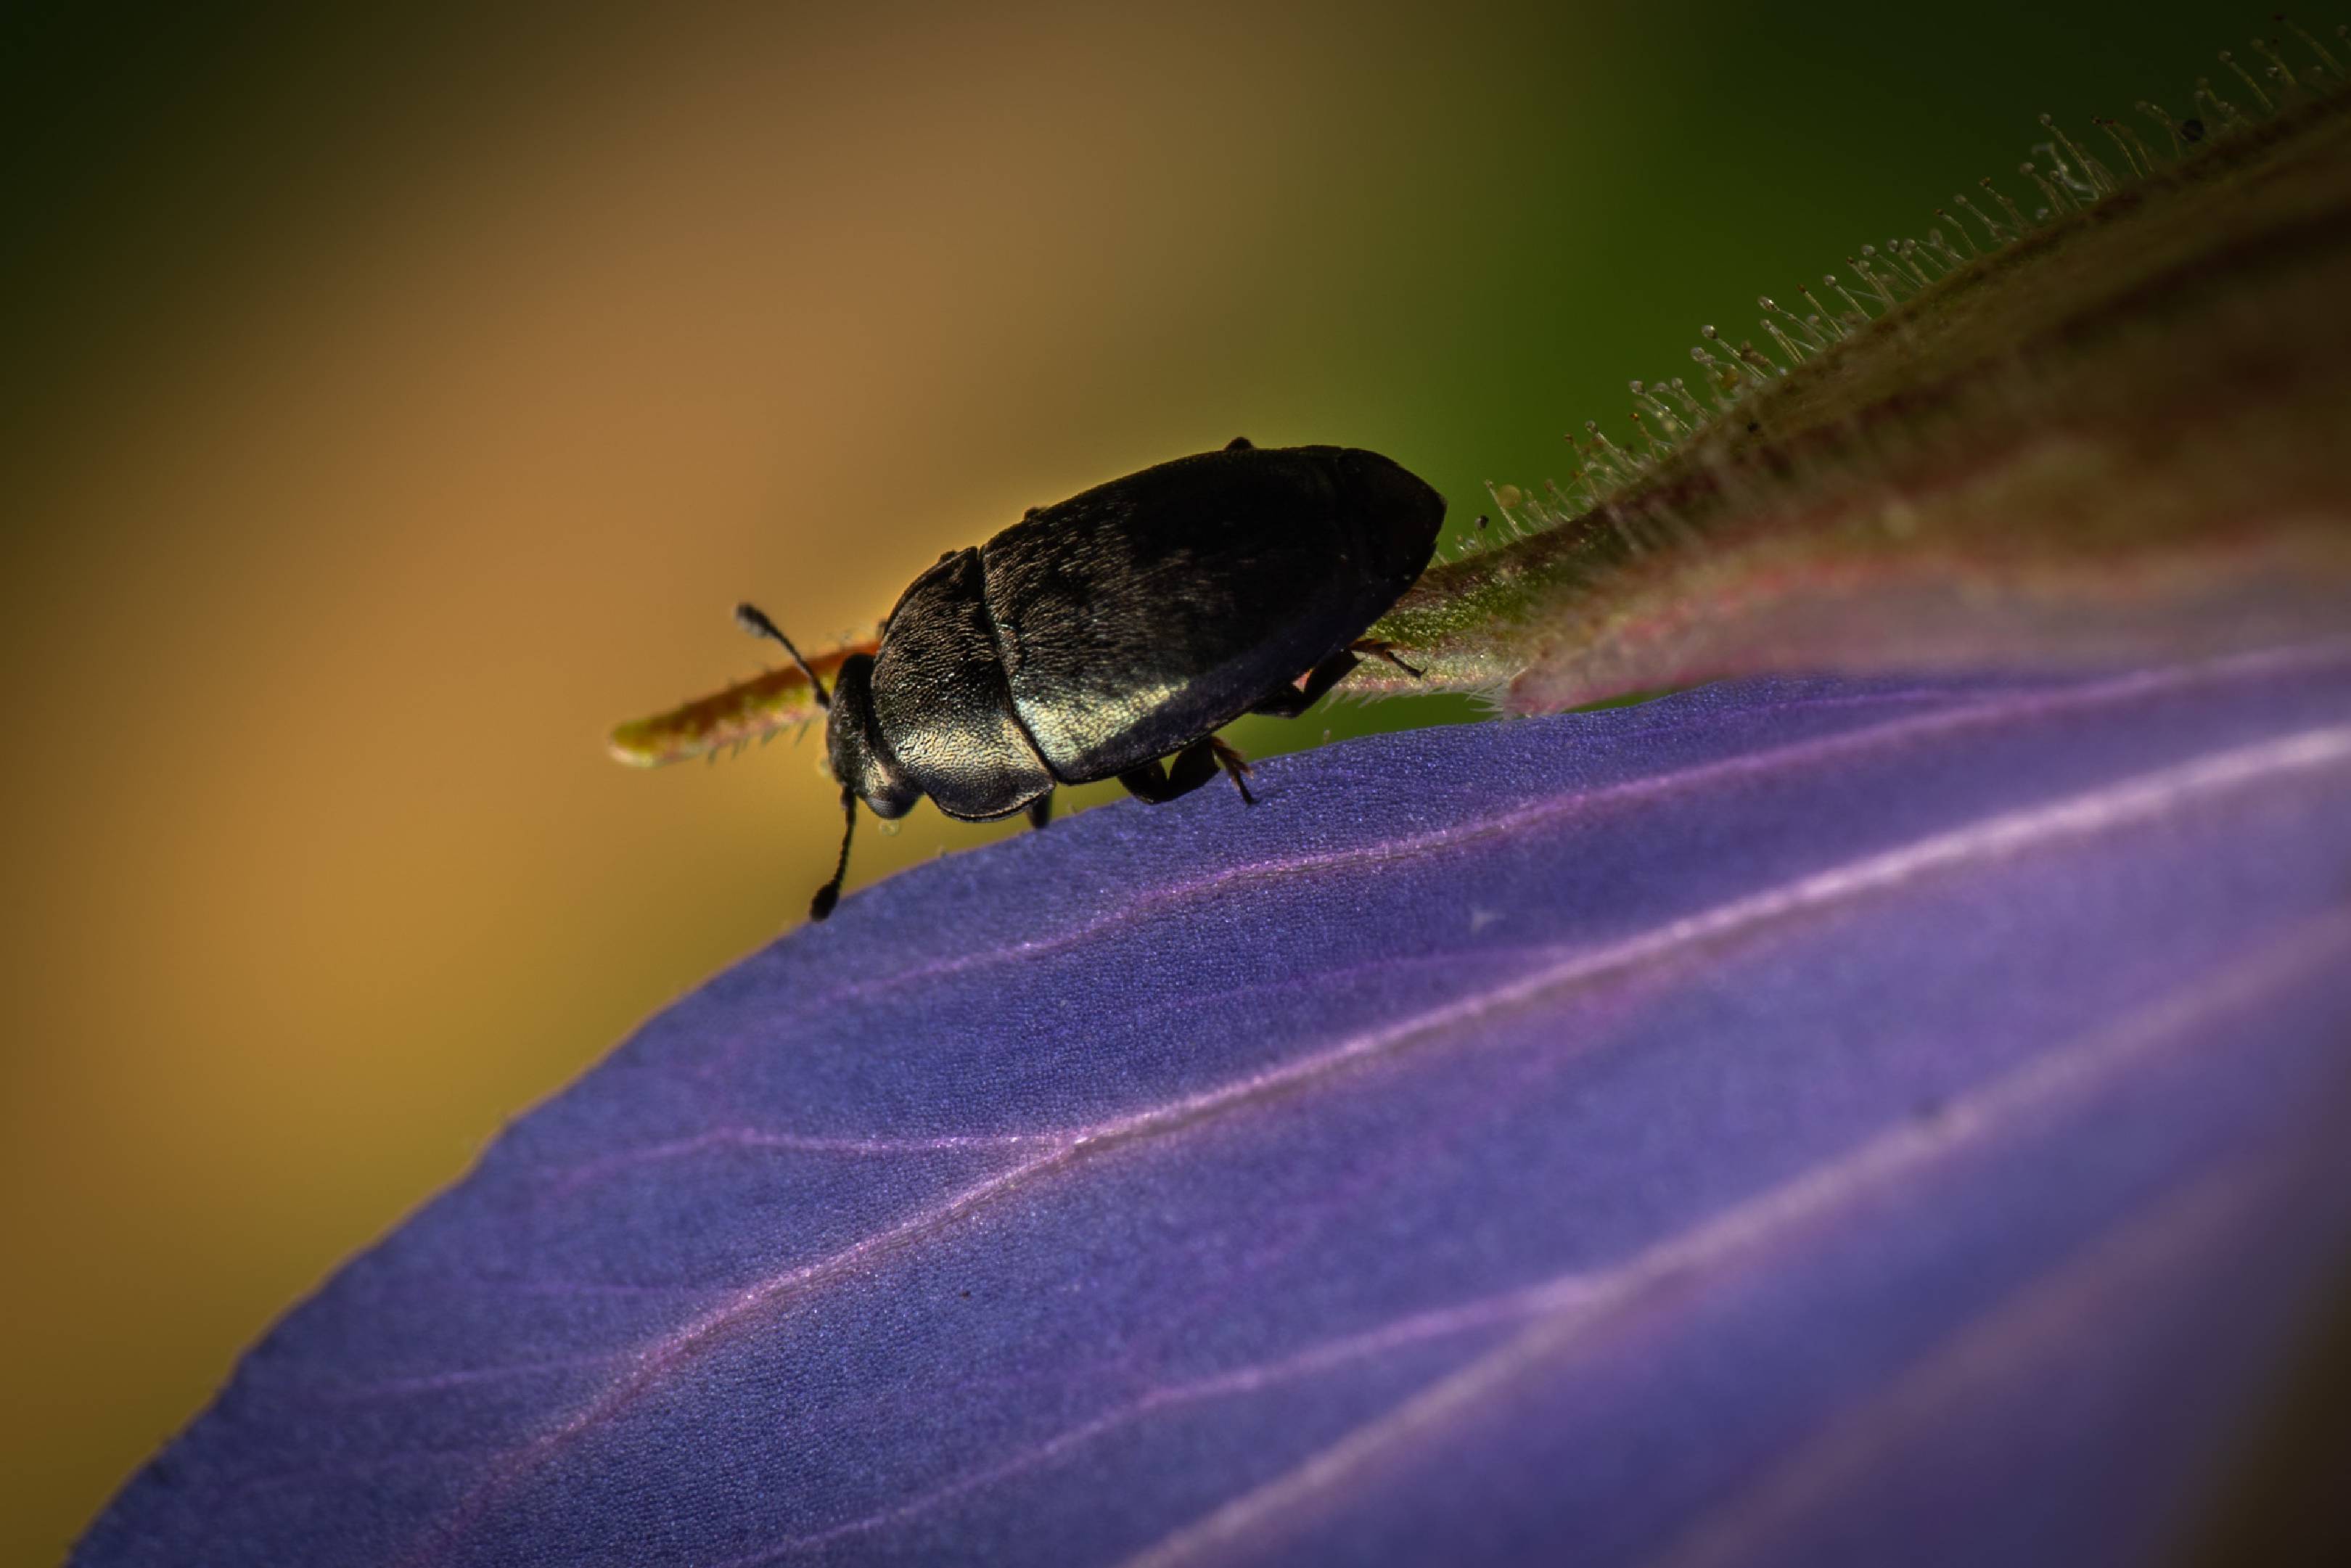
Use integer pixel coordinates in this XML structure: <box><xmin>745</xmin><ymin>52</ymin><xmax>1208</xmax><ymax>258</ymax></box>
<box><xmin>1334</xmin><ymin>447</ymin><xmax>1446</xmax><ymax>588</ymax></box>
<box><xmin>826</xmin><ymin>653</ymin><xmax>920</xmax><ymax>819</ymax></box>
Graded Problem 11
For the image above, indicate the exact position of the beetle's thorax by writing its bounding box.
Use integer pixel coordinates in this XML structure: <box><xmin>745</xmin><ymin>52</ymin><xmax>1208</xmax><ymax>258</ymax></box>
<box><xmin>865</xmin><ymin>548</ymin><xmax>1055</xmax><ymax>821</ymax></box>
<box><xmin>826</xmin><ymin>654</ymin><xmax>920</xmax><ymax>818</ymax></box>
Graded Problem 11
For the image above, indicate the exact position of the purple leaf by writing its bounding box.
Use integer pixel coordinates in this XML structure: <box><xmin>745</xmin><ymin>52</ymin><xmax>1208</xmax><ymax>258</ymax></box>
<box><xmin>81</xmin><ymin>645</ymin><xmax>2351</xmax><ymax>1566</ymax></box>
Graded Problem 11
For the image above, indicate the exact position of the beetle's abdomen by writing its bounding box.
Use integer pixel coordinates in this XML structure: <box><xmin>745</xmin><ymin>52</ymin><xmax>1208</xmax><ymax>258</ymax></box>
<box><xmin>869</xmin><ymin>549</ymin><xmax>1054</xmax><ymax>821</ymax></box>
<box><xmin>982</xmin><ymin>446</ymin><xmax>1443</xmax><ymax>782</ymax></box>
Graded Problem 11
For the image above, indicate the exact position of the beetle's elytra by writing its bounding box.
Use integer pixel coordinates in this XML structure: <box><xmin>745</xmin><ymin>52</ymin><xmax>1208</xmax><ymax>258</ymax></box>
<box><xmin>739</xmin><ymin>438</ymin><xmax>1445</xmax><ymax>919</ymax></box>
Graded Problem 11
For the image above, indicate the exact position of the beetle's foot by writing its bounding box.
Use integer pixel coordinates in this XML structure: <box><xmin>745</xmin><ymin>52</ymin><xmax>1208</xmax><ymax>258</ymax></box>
<box><xmin>1251</xmin><ymin>647</ymin><xmax>1360</xmax><ymax>718</ymax></box>
<box><xmin>1209</xmin><ymin>736</ymin><xmax>1257</xmax><ymax>805</ymax></box>
<box><xmin>1026</xmin><ymin>792</ymin><xmax>1054</xmax><ymax>830</ymax></box>
<box><xmin>1351</xmin><ymin>639</ymin><xmax>1424</xmax><ymax>679</ymax></box>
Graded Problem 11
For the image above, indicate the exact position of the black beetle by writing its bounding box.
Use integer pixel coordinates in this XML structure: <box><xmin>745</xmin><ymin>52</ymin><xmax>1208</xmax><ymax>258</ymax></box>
<box><xmin>738</xmin><ymin>438</ymin><xmax>1445</xmax><ymax>919</ymax></box>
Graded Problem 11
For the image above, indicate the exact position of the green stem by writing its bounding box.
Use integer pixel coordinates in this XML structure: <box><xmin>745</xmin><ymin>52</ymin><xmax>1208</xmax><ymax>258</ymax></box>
<box><xmin>1361</xmin><ymin>89</ymin><xmax>2351</xmax><ymax>713</ymax></box>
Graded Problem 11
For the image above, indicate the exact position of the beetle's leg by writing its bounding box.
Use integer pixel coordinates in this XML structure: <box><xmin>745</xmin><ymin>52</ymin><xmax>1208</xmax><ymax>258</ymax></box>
<box><xmin>1207</xmin><ymin>736</ymin><xmax>1257</xmax><ymax>804</ymax></box>
<box><xmin>1249</xmin><ymin>649</ymin><xmax>1361</xmax><ymax>718</ymax></box>
<box><xmin>1350</xmin><ymin>639</ymin><xmax>1424</xmax><ymax>678</ymax></box>
<box><xmin>1116</xmin><ymin>760</ymin><xmax>1176</xmax><ymax>801</ymax></box>
<box><xmin>809</xmin><ymin>785</ymin><xmax>856</xmax><ymax>921</ymax></box>
<box><xmin>1117</xmin><ymin>754</ymin><xmax>1194</xmax><ymax>803</ymax></box>
<box><xmin>1026</xmin><ymin>792</ymin><xmax>1054</xmax><ymax>830</ymax></box>
<box><xmin>1119</xmin><ymin>736</ymin><xmax>1256</xmax><ymax>806</ymax></box>
<box><xmin>1118</xmin><ymin>738</ymin><xmax>1220</xmax><ymax>804</ymax></box>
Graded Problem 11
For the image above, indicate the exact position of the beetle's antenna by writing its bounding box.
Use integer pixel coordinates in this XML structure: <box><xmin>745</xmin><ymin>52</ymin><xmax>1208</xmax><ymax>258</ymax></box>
<box><xmin>736</xmin><ymin>602</ymin><xmax>830</xmax><ymax>709</ymax></box>
<box><xmin>811</xmin><ymin>785</ymin><xmax>856</xmax><ymax>920</ymax></box>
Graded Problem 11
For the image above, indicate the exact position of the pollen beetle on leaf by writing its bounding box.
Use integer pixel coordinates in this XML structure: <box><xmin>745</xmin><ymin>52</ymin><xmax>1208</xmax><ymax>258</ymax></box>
<box><xmin>739</xmin><ymin>438</ymin><xmax>1445</xmax><ymax>919</ymax></box>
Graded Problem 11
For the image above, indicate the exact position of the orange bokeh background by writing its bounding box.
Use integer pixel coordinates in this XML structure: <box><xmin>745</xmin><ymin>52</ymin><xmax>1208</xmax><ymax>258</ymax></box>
<box><xmin>1</xmin><ymin>2</ymin><xmax>2236</xmax><ymax>1556</ymax></box>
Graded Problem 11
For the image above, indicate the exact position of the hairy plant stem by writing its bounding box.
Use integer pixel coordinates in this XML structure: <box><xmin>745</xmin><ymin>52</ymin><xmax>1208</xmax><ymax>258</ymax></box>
<box><xmin>1361</xmin><ymin>90</ymin><xmax>2351</xmax><ymax>713</ymax></box>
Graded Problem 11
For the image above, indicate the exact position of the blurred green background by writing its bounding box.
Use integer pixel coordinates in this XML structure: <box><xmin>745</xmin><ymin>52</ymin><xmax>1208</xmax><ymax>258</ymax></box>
<box><xmin>0</xmin><ymin>0</ymin><xmax>2252</xmax><ymax>1557</ymax></box>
